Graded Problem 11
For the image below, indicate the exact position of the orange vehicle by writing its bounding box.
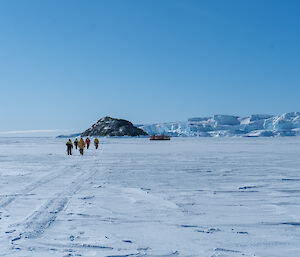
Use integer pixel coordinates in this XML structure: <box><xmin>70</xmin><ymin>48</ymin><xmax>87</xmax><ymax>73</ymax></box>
<box><xmin>150</xmin><ymin>135</ymin><xmax>171</xmax><ymax>140</ymax></box>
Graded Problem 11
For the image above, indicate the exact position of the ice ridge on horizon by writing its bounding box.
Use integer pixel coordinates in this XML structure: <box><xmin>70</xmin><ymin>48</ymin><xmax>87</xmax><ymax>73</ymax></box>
<box><xmin>140</xmin><ymin>112</ymin><xmax>300</xmax><ymax>137</ymax></box>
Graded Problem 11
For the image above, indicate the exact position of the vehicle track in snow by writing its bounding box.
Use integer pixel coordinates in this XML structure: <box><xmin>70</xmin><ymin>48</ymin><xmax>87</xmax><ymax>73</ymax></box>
<box><xmin>0</xmin><ymin>163</ymin><xmax>82</xmax><ymax>209</ymax></box>
<box><xmin>8</xmin><ymin>164</ymin><xmax>101</xmax><ymax>245</ymax></box>
<box><xmin>0</xmin><ymin>173</ymin><xmax>63</xmax><ymax>209</ymax></box>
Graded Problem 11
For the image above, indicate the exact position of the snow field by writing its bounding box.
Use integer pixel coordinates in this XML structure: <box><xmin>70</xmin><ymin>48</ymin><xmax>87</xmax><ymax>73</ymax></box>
<box><xmin>1</xmin><ymin>137</ymin><xmax>300</xmax><ymax>256</ymax></box>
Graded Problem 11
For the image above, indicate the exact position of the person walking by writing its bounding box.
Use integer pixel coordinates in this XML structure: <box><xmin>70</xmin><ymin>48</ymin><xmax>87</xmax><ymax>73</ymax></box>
<box><xmin>78</xmin><ymin>137</ymin><xmax>85</xmax><ymax>155</ymax></box>
<box><xmin>74</xmin><ymin>138</ymin><xmax>78</xmax><ymax>149</ymax></box>
<box><xmin>94</xmin><ymin>138</ymin><xmax>99</xmax><ymax>149</ymax></box>
<box><xmin>66</xmin><ymin>139</ymin><xmax>73</xmax><ymax>155</ymax></box>
<box><xmin>85</xmin><ymin>137</ymin><xmax>91</xmax><ymax>149</ymax></box>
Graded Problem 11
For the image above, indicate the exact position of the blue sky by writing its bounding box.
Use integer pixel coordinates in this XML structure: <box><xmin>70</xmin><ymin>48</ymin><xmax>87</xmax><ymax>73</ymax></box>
<box><xmin>1</xmin><ymin>0</ymin><xmax>300</xmax><ymax>132</ymax></box>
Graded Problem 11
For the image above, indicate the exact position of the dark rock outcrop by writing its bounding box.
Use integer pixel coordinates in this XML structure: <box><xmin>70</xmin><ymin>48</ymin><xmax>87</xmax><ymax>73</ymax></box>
<box><xmin>81</xmin><ymin>117</ymin><xmax>148</xmax><ymax>137</ymax></box>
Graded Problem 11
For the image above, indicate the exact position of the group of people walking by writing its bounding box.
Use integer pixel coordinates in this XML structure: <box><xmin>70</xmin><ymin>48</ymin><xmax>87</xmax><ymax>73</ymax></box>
<box><xmin>66</xmin><ymin>137</ymin><xmax>99</xmax><ymax>155</ymax></box>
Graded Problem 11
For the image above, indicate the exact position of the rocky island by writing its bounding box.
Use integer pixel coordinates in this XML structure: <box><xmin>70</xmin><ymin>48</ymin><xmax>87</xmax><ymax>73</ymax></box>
<box><xmin>81</xmin><ymin>116</ymin><xmax>148</xmax><ymax>137</ymax></box>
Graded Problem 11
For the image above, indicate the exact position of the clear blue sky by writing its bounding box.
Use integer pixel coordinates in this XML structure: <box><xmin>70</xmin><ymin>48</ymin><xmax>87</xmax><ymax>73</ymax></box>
<box><xmin>1</xmin><ymin>0</ymin><xmax>300</xmax><ymax>132</ymax></box>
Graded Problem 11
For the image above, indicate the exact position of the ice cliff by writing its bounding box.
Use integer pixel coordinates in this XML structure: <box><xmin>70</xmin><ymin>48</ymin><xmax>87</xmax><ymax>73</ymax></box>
<box><xmin>140</xmin><ymin>112</ymin><xmax>300</xmax><ymax>137</ymax></box>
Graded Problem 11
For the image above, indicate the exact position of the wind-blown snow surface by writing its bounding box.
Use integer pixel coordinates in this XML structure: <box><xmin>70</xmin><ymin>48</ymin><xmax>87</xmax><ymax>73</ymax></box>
<box><xmin>140</xmin><ymin>112</ymin><xmax>300</xmax><ymax>137</ymax></box>
<box><xmin>1</xmin><ymin>137</ymin><xmax>300</xmax><ymax>256</ymax></box>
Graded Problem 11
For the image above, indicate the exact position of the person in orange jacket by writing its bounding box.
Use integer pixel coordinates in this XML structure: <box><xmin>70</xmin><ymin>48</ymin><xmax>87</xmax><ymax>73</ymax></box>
<box><xmin>85</xmin><ymin>137</ymin><xmax>91</xmax><ymax>149</ymax></box>
<box><xmin>94</xmin><ymin>138</ymin><xmax>99</xmax><ymax>149</ymax></box>
<box><xmin>78</xmin><ymin>137</ymin><xmax>85</xmax><ymax>155</ymax></box>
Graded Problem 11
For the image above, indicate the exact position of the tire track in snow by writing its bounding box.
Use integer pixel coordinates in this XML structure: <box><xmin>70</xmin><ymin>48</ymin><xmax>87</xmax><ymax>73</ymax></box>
<box><xmin>21</xmin><ymin>197</ymin><xmax>69</xmax><ymax>239</ymax></box>
<box><xmin>0</xmin><ymin>164</ymin><xmax>79</xmax><ymax>209</ymax></box>
<box><xmin>8</xmin><ymin>165</ymin><xmax>100</xmax><ymax>243</ymax></box>
<box><xmin>0</xmin><ymin>173</ymin><xmax>61</xmax><ymax>209</ymax></box>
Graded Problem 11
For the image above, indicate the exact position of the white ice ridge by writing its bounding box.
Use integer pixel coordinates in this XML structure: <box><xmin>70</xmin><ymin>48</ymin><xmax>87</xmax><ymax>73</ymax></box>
<box><xmin>140</xmin><ymin>112</ymin><xmax>300</xmax><ymax>137</ymax></box>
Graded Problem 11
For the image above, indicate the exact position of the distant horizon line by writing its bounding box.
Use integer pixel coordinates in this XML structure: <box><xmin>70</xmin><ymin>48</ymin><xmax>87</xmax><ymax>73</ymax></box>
<box><xmin>0</xmin><ymin>129</ymin><xmax>69</xmax><ymax>135</ymax></box>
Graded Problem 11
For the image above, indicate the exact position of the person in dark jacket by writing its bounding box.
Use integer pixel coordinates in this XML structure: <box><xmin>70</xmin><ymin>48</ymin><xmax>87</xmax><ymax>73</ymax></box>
<box><xmin>66</xmin><ymin>139</ymin><xmax>73</xmax><ymax>155</ymax></box>
<box><xmin>74</xmin><ymin>138</ymin><xmax>78</xmax><ymax>149</ymax></box>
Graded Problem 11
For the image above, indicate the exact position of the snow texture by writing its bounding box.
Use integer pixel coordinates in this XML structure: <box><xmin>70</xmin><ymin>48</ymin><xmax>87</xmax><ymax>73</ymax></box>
<box><xmin>1</xmin><ymin>137</ymin><xmax>300</xmax><ymax>256</ymax></box>
<box><xmin>140</xmin><ymin>112</ymin><xmax>300</xmax><ymax>137</ymax></box>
